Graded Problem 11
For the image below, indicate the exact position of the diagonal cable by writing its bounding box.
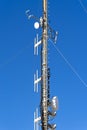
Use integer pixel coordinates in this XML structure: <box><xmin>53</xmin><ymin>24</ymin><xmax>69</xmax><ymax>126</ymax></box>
<box><xmin>78</xmin><ymin>0</ymin><xmax>87</xmax><ymax>14</ymax></box>
<box><xmin>50</xmin><ymin>40</ymin><xmax>87</xmax><ymax>88</ymax></box>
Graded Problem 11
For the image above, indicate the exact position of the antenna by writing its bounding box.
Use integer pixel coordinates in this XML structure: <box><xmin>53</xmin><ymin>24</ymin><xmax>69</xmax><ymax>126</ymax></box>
<box><xmin>26</xmin><ymin>0</ymin><xmax>58</xmax><ymax>130</ymax></box>
<box><xmin>34</xmin><ymin>22</ymin><xmax>40</xmax><ymax>29</ymax></box>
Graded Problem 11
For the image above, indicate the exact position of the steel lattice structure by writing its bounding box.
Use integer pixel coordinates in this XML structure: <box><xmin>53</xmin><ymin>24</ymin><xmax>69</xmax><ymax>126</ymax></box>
<box><xmin>26</xmin><ymin>0</ymin><xmax>58</xmax><ymax>130</ymax></box>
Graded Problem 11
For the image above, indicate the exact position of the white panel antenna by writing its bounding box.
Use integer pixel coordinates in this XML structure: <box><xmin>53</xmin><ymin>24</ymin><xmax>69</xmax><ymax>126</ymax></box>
<box><xmin>34</xmin><ymin>70</ymin><xmax>41</xmax><ymax>93</ymax></box>
<box><xmin>34</xmin><ymin>34</ymin><xmax>42</xmax><ymax>55</ymax></box>
<box><xmin>34</xmin><ymin>108</ymin><xmax>41</xmax><ymax>130</ymax></box>
<box><xmin>51</xmin><ymin>96</ymin><xmax>58</xmax><ymax>111</ymax></box>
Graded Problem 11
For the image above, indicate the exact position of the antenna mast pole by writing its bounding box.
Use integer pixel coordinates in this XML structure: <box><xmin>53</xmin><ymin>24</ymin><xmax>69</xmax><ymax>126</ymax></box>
<box><xmin>26</xmin><ymin>0</ymin><xmax>58</xmax><ymax>130</ymax></box>
<box><xmin>41</xmin><ymin>0</ymin><xmax>48</xmax><ymax>130</ymax></box>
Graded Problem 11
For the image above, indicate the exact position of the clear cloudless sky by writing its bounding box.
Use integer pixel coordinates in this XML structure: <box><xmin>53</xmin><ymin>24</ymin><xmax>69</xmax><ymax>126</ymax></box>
<box><xmin>0</xmin><ymin>0</ymin><xmax>87</xmax><ymax>130</ymax></box>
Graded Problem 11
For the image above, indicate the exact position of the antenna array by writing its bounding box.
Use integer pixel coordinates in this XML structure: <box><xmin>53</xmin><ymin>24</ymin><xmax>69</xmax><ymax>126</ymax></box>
<box><xmin>26</xmin><ymin>0</ymin><xmax>58</xmax><ymax>130</ymax></box>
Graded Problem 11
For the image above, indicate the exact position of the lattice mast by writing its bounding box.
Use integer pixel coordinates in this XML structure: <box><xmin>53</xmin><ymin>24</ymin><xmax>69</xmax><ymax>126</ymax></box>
<box><xmin>41</xmin><ymin>0</ymin><xmax>48</xmax><ymax>129</ymax></box>
<box><xmin>26</xmin><ymin>0</ymin><xmax>58</xmax><ymax>130</ymax></box>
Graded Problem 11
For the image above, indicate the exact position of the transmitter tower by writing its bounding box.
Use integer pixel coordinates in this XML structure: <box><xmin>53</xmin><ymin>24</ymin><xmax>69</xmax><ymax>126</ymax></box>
<box><xmin>26</xmin><ymin>0</ymin><xmax>58</xmax><ymax>130</ymax></box>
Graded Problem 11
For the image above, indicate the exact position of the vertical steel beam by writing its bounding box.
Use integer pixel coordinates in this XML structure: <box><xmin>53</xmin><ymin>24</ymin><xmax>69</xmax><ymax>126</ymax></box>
<box><xmin>41</xmin><ymin>0</ymin><xmax>48</xmax><ymax>130</ymax></box>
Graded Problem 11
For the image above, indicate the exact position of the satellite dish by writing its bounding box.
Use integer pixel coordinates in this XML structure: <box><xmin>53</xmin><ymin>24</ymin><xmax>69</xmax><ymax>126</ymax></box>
<box><xmin>51</xmin><ymin>96</ymin><xmax>58</xmax><ymax>111</ymax></box>
<box><xmin>34</xmin><ymin>22</ymin><xmax>39</xmax><ymax>29</ymax></box>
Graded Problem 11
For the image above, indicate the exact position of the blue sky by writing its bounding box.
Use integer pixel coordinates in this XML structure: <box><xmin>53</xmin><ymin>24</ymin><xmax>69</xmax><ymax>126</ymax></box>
<box><xmin>0</xmin><ymin>0</ymin><xmax>87</xmax><ymax>130</ymax></box>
